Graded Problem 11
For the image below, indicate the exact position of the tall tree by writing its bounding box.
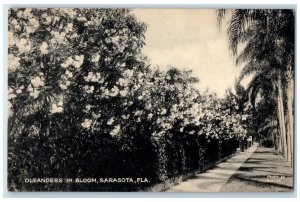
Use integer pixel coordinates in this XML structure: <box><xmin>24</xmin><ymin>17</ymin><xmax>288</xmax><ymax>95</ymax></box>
<box><xmin>218</xmin><ymin>9</ymin><xmax>294</xmax><ymax>165</ymax></box>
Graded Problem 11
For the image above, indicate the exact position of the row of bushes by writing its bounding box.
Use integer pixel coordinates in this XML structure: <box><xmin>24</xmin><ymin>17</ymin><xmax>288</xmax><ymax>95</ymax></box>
<box><xmin>8</xmin><ymin>8</ymin><xmax>250</xmax><ymax>191</ymax></box>
<box><xmin>8</xmin><ymin>129</ymin><xmax>239</xmax><ymax>191</ymax></box>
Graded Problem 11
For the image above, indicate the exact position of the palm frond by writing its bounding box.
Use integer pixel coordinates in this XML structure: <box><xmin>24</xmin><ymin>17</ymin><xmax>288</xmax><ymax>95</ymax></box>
<box><xmin>227</xmin><ymin>9</ymin><xmax>255</xmax><ymax>55</ymax></box>
<box><xmin>216</xmin><ymin>9</ymin><xmax>230</xmax><ymax>27</ymax></box>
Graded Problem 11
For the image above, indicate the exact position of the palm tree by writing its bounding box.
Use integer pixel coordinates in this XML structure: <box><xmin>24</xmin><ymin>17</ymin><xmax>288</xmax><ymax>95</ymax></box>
<box><xmin>217</xmin><ymin>9</ymin><xmax>294</xmax><ymax>166</ymax></box>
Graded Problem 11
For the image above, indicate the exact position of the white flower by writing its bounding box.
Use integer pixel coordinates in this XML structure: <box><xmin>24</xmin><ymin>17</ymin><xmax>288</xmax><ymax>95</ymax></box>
<box><xmin>30</xmin><ymin>90</ymin><xmax>40</xmax><ymax>99</ymax></box>
<box><xmin>84</xmin><ymin>73</ymin><xmax>92</xmax><ymax>81</ymax></box>
<box><xmin>8</xmin><ymin>101</ymin><xmax>13</xmax><ymax>117</ymax></box>
<box><xmin>27</xmin><ymin>84</ymin><xmax>34</xmax><ymax>92</ymax></box>
<box><xmin>28</xmin><ymin>18</ymin><xmax>40</xmax><ymax>31</ymax></box>
<box><xmin>81</xmin><ymin>119</ymin><xmax>92</xmax><ymax>129</ymax></box>
<box><xmin>119</xmin><ymin>90</ymin><xmax>128</xmax><ymax>97</ymax></box>
<box><xmin>137</xmin><ymin>72</ymin><xmax>143</xmax><ymax>79</ymax></box>
<box><xmin>44</xmin><ymin>16</ymin><xmax>52</xmax><ymax>25</ymax></box>
<box><xmin>104</xmin><ymin>38</ymin><xmax>112</xmax><ymax>44</ymax></box>
<box><xmin>188</xmin><ymin>130</ymin><xmax>195</xmax><ymax>135</ymax></box>
<box><xmin>110</xmin><ymin>125</ymin><xmax>121</xmax><ymax>136</ymax></box>
<box><xmin>91</xmin><ymin>53</ymin><xmax>100</xmax><ymax>63</ymax></box>
<box><xmin>17</xmin><ymin>11</ymin><xmax>23</xmax><ymax>18</ymax></box>
<box><xmin>61</xmin><ymin>63</ymin><xmax>69</xmax><ymax>68</ymax></box>
<box><xmin>72</xmin><ymin>55</ymin><xmax>84</xmax><ymax>68</ymax></box>
<box><xmin>147</xmin><ymin>113</ymin><xmax>153</xmax><ymax>120</ymax></box>
<box><xmin>11</xmin><ymin>19</ymin><xmax>18</xmax><ymax>26</ymax></box>
<box><xmin>117</xmin><ymin>45</ymin><xmax>125</xmax><ymax>53</ymax></box>
<box><xmin>23</xmin><ymin>8</ymin><xmax>32</xmax><ymax>19</ymax></box>
<box><xmin>121</xmin><ymin>114</ymin><xmax>129</xmax><ymax>120</ymax></box>
<box><xmin>61</xmin><ymin>57</ymin><xmax>73</xmax><ymax>68</ymax></box>
<box><xmin>59</xmin><ymin>8</ymin><xmax>77</xmax><ymax>19</ymax></box>
<box><xmin>138</xmin><ymin>95</ymin><xmax>143</xmax><ymax>100</ymax></box>
<box><xmin>8</xmin><ymin>31</ymin><xmax>16</xmax><ymax>47</ymax></box>
<box><xmin>84</xmin><ymin>85</ymin><xmax>94</xmax><ymax>94</ymax></box>
<box><xmin>78</xmin><ymin>16</ymin><xmax>87</xmax><ymax>22</ymax></box>
<box><xmin>160</xmin><ymin>108</ymin><xmax>167</xmax><ymax>115</ymax></box>
<box><xmin>111</xmin><ymin>36</ymin><xmax>120</xmax><ymax>44</ymax></box>
<box><xmin>109</xmin><ymin>86</ymin><xmax>119</xmax><ymax>97</ymax></box>
<box><xmin>134</xmin><ymin>110</ymin><xmax>142</xmax><ymax>117</ymax></box>
<box><xmin>122</xmin><ymin>69</ymin><xmax>134</xmax><ymax>78</ymax></box>
<box><xmin>92</xmin><ymin>112</ymin><xmax>101</xmax><ymax>119</ymax></box>
<box><xmin>145</xmin><ymin>104</ymin><xmax>152</xmax><ymax>110</ymax></box>
<box><xmin>104</xmin><ymin>57</ymin><xmax>111</xmax><ymax>63</ymax></box>
<box><xmin>117</xmin><ymin>78</ymin><xmax>128</xmax><ymax>87</ymax></box>
<box><xmin>26</xmin><ymin>26</ymin><xmax>35</xmax><ymax>34</ymax></box>
<box><xmin>72</xmin><ymin>61</ymin><xmax>82</xmax><ymax>68</ymax></box>
<box><xmin>91</xmin><ymin>74</ymin><xmax>98</xmax><ymax>82</ymax></box>
<box><xmin>18</xmin><ymin>38</ymin><xmax>28</xmax><ymax>45</ymax></box>
<box><xmin>66</xmin><ymin>23</ymin><xmax>73</xmax><ymax>32</ymax></box>
<box><xmin>14</xmin><ymin>25</ymin><xmax>21</xmax><ymax>31</ymax></box>
<box><xmin>16</xmin><ymin>89</ymin><xmax>22</xmax><ymax>94</ymax></box>
<box><xmin>85</xmin><ymin>104</ymin><xmax>92</xmax><ymax>111</ymax></box>
<box><xmin>39</xmin><ymin>42</ymin><xmax>48</xmax><ymax>55</ymax></box>
<box><xmin>107</xmin><ymin>118</ymin><xmax>114</xmax><ymax>125</ymax></box>
<box><xmin>8</xmin><ymin>87</ymin><xmax>14</xmax><ymax>94</ymax></box>
<box><xmin>75</xmin><ymin>55</ymin><xmax>84</xmax><ymax>61</ymax></box>
<box><xmin>16</xmin><ymin>38</ymin><xmax>31</xmax><ymax>53</ymax></box>
<box><xmin>31</xmin><ymin>76</ymin><xmax>44</xmax><ymax>88</ymax></box>
<box><xmin>60</xmin><ymin>84</ymin><xmax>68</xmax><ymax>90</ymax></box>
<box><xmin>51</xmin><ymin>103</ymin><xmax>63</xmax><ymax>114</ymax></box>
<box><xmin>8</xmin><ymin>91</ymin><xmax>16</xmax><ymax>100</ymax></box>
<box><xmin>58</xmin><ymin>99</ymin><xmax>63</xmax><ymax>106</ymax></box>
<box><xmin>102</xmin><ymin>89</ymin><xmax>110</xmax><ymax>98</ymax></box>
<box><xmin>65</xmin><ymin>70</ymin><xmax>73</xmax><ymax>78</ymax></box>
<box><xmin>51</xmin><ymin>31</ymin><xmax>66</xmax><ymax>44</ymax></box>
<box><xmin>84</xmin><ymin>21</ymin><xmax>96</xmax><ymax>27</ymax></box>
<box><xmin>8</xmin><ymin>54</ymin><xmax>20</xmax><ymax>72</ymax></box>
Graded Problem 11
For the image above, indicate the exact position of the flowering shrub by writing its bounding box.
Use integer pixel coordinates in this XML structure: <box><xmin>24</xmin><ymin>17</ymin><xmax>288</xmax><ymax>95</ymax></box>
<box><xmin>8</xmin><ymin>8</ymin><xmax>251</xmax><ymax>191</ymax></box>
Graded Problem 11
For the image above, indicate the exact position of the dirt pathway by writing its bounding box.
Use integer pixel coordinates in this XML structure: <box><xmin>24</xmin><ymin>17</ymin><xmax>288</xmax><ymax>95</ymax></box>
<box><xmin>166</xmin><ymin>143</ymin><xmax>258</xmax><ymax>192</ymax></box>
<box><xmin>220</xmin><ymin>145</ymin><xmax>293</xmax><ymax>192</ymax></box>
<box><xmin>165</xmin><ymin>143</ymin><xmax>293</xmax><ymax>192</ymax></box>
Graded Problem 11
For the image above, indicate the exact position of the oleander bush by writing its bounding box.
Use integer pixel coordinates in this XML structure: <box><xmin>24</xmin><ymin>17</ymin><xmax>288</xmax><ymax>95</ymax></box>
<box><xmin>8</xmin><ymin>8</ymin><xmax>250</xmax><ymax>191</ymax></box>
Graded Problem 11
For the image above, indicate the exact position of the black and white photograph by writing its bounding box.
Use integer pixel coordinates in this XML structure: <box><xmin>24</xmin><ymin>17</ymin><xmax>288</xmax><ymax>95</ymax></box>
<box><xmin>7</xmin><ymin>7</ymin><xmax>295</xmax><ymax>192</ymax></box>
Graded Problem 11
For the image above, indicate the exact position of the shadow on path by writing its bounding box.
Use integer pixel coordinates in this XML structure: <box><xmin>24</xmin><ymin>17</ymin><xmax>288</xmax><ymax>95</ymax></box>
<box><xmin>165</xmin><ymin>143</ymin><xmax>293</xmax><ymax>192</ymax></box>
<box><xmin>220</xmin><ymin>145</ymin><xmax>293</xmax><ymax>192</ymax></box>
<box><xmin>166</xmin><ymin>143</ymin><xmax>258</xmax><ymax>192</ymax></box>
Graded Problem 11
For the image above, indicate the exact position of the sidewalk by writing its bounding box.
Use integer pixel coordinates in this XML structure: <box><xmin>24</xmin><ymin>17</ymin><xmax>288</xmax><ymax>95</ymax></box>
<box><xmin>220</xmin><ymin>145</ymin><xmax>293</xmax><ymax>192</ymax></box>
<box><xmin>166</xmin><ymin>143</ymin><xmax>293</xmax><ymax>192</ymax></box>
<box><xmin>166</xmin><ymin>143</ymin><xmax>258</xmax><ymax>192</ymax></box>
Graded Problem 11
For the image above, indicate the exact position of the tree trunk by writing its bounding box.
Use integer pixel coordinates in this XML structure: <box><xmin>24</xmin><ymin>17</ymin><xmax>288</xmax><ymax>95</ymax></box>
<box><xmin>277</xmin><ymin>126</ymin><xmax>282</xmax><ymax>154</ymax></box>
<box><xmin>277</xmin><ymin>127</ymin><xmax>282</xmax><ymax>154</ymax></box>
<box><xmin>271</xmin><ymin>127</ymin><xmax>275</xmax><ymax>150</ymax></box>
<box><xmin>286</xmin><ymin>70</ymin><xmax>294</xmax><ymax>167</ymax></box>
<box><xmin>277</xmin><ymin>97</ymin><xmax>285</xmax><ymax>156</ymax></box>
<box><xmin>277</xmin><ymin>73</ymin><xmax>288</xmax><ymax>159</ymax></box>
<box><xmin>286</xmin><ymin>117</ymin><xmax>291</xmax><ymax>163</ymax></box>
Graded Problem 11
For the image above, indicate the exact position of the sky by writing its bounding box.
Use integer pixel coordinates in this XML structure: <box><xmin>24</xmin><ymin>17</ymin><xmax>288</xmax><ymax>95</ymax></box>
<box><xmin>132</xmin><ymin>9</ymin><xmax>244</xmax><ymax>97</ymax></box>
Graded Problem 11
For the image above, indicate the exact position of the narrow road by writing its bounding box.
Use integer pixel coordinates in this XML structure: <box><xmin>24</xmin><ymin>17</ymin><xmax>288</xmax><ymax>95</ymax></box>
<box><xmin>220</xmin><ymin>145</ymin><xmax>293</xmax><ymax>192</ymax></box>
<box><xmin>165</xmin><ymin>143</ymin><xmax>293</xmax><ymax>192</ymax></box>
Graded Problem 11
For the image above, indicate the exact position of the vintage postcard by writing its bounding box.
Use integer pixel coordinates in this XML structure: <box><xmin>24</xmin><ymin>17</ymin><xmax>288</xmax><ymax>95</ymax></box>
<box><xmin>7</xmin><ymin>8</ymin><xmax>294</xmax><ymax>192</ymax></box>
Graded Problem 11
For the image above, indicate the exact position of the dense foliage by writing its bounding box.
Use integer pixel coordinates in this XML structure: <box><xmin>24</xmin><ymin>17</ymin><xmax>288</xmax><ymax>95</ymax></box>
<box><xmin>218</xmin><ymin>9</ymin><xmax>294</xmax><ymax>163</ymax></box>
<box><xmin>8</xmin><ymin>8</ymin><xmax>250</xmax><ymax>191</ymax></box>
